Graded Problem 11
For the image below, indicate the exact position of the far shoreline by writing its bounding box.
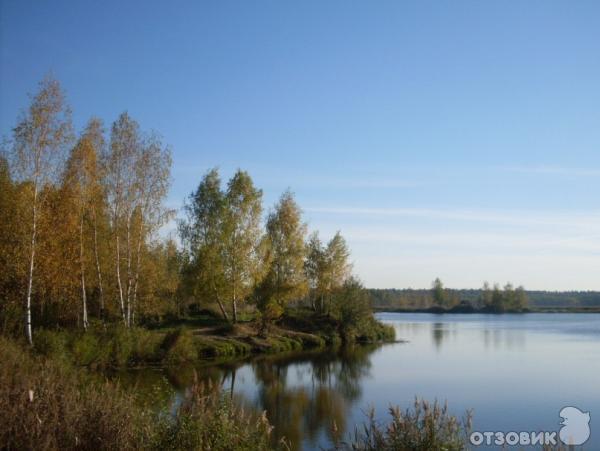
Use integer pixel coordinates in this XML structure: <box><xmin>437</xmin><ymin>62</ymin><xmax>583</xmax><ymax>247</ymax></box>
<box><xmin>374</xmin><ymin>306</ymin><xmax>600</xmax><ymax>314</ymax></box>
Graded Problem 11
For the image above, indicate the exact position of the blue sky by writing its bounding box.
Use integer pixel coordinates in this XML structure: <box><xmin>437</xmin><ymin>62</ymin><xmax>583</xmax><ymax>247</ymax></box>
<box><xmin>2</xmin><ymin>1</ymin><xmax>600</xmax><ymax>290</ymax></box>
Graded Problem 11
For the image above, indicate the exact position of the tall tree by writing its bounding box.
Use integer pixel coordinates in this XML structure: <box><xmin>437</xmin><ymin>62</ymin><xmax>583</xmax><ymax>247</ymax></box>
<box><xmin>503</xmin><ymin>283</ymin><xmax>515</xmax><ymax>311</ymax></box>
<box><xmin>491</xmin><ymin>283</ymin><xmax>504</xmax><ymax>312</ymax></box>
<box><xmin>0</xmin><ymin>155</ymin><xmax>29</xmax><ymax>334</ymax></box>
<box><xmin>222</xmin><ymin>170</ymin><xmax>263</xmax><ymax>323</ymax></box>
<box><xmin>257</xmin><ymin>191</ymin><xmax>308</xmax><ymax>320</ymax></box>
<box><xmin>514</xmin><ymin>285</ymin><xmax>528</xmax><ymax>311</ymax></box>
<box><xmin>180</xmin><ymin>169</ymin><xmax>230</xmax><ymax>320</ymax></box>
<box><xmin>130</xmin><ymin>133</ymin><xmax>172</xmax><ymax>325</ymax></box>
<box><xmin>304</xmin><ymin>231</ymin><xmax>325</xmax><ymax>312</ymax></box>
<box><xmin>323</xmin><ymin>232</ymin><xmax>351</xmax><ymax>313</ymax></box>
<box><xmin>11</xmin><ymin>76</ymin><xmax>73</xmax><ymax>344</ymax></box>
<box><xmin>105</xmin><ymin>112</ymin><xmax>141</xmax><ymax>325</ymax></box>
<box><xmin>63</xmin><ymin>119</ymin><xmax>105</xmax><ymax>329</ymax></box>
<box><xmin>431</xmin><ymin>278</ymin><xmax>446</xmax><ymax>308</ymax></box>
<box><xmin>479</xmin><ymin>281</ymin><xmax>493</xmax><ymax>309</ymax></box>
<box><xmin>304</xmin><ymin>231</ymin><xmax>351</xmax><ymax>314</ymax></box>
<box><xmin>81</xmin><ymin>118</ymin><xmax>108</xmax><ymax>321</ymax></box>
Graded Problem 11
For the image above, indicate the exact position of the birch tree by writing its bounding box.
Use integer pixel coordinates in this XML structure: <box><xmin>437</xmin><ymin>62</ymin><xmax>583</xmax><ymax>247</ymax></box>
<box><xmin>11</xmin><ymin>76</ymin><xmax>73</xmax><ymax>344</ymax></box>
<box><xmin>180</xmin><ymin>169</ymin><xmax>230</xmax><ymax>320</ymax></box>
<box><xmin>63</xmin><ymin>118</ymin><xmax>105</xmax><ymax>329</ymax></box>
<box><xmin>322</xmin><ymin>232</ymin><xmax>351</xmax><ymax>313</ymax></box>
<box><xmin>84</xmin><ymin>119</ymin><xmax>108</xmax><ymax>321</ymax></box>
<box><xmin>105</xmin><ymin>112</ymin><xmax>141</xmax><ymax>325</ymax></box>
<box><xmin>257</xmin><ymin>190</ymin><xmax>308</xmax><ymax>319</ymax></box>
<box><xmin>305</xmin><ymin>231</ymin><xmax>325</xmax><ymax>312</ymax></box>
<box><xmin>222</xmin><ymin>170</ymin><xmax>263</xmax><ymax>323</ymax></box>
<box><xmin>304</xmin><ymin>231</ymin><xmax>351</xmax><ymax>314</ymax></box>
<box><xmin>129</xmin><ymin>133</ymin><xmax>172</xmax><ymax>325</ymax></box>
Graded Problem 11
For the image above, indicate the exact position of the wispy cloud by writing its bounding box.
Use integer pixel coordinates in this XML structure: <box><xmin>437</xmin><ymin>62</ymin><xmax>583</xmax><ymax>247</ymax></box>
<box><xmin>305</xmin><ymin>206</ymin><xmax>600</xmax><ymax>230</ymax></box>
<box><xmin>505</xmin><ymin>165</ymin><xmax>600</xmax><ymax>177</ymax></box>
<box><xmin>341</xmin><ymin>228</ymin><xmax>600</xmax><ymax>254</ymax></box>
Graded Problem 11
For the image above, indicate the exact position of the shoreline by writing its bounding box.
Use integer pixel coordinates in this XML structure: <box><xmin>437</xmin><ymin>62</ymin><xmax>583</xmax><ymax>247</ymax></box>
<box><xmin>374</xmin><ymin>307</ymin><xmax>600</xmax><ymax>314</ymax></box>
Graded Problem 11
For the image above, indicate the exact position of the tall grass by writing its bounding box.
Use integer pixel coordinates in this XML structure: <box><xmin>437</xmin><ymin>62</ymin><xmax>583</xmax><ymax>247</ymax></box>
<box><xmin>333</xmin><ymin>399</ymin><xmax>472</xmax><ymax>451</ymax></box>
<box><xmin>0</xmin><ymin>336</ymin><xmax>148</xmax><ymax>449</ymax></box>
<box><xmin>153</xmin><ymin>376</ymin><xmax>289</xmax><ymax>450</ymax></box>
<box><xmin>0</xmin><ymin>336</ymin><xmax>285</xmax><ymax>450</ymax></box>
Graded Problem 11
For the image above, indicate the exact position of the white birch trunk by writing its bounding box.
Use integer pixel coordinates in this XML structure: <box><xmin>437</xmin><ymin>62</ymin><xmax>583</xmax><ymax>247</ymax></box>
<box><xmin>116</xmin><ymin>231</ymin><xmax>126</xmax><ymax>325</ymax></box>
<box><xmin>92</xmin><ymin>207</ymin><xmax>104</xmax><ymax>320</ymax></box>
<box><xmin>80</xmin><ymin>214</ymin><xmax>88</xmax><ymax>330</ymax></box>
<box><xmin>131</xmin><ymin>217</ymin><xmax>144</xmax><ymax>327</ymax></box>
<box><xmin>25</xmin><ymin>183</ymin><xmax>38</xmax><ymax>346</ymax></box>
<box><xmin>125</xmin><ymin>214</ymin><xmax>132</xmax><ymax>327</ymax></box>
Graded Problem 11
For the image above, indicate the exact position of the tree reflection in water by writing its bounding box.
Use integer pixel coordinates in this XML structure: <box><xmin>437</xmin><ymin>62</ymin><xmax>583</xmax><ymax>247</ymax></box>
<box><xmin>150</xmin><ymin>345</ymin><xmax>377</xmax><ymax>450</ymax></box>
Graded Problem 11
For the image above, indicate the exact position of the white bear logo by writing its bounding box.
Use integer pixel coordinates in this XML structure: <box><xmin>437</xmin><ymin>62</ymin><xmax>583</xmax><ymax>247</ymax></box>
<box><xmin>559</xmin><ymin>406</ymin><xmax>590</xmax><ymax>446</ymax></box>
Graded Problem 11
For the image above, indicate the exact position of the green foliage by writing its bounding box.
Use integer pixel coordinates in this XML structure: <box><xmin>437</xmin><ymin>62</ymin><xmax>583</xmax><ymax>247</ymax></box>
<box><xmin>33</xmin><ymin>329</ymin><xmax>69</xmax><ymax>362</ymax></box>
<box><xmin>257</xmin><ymin>190</ymin><xmax>308</xmax><ymax>321</ymax></box>
<box><xmin>431</xmin><ymin>277</ymin><xmax>447</xmax><ymax>307</ymax></box>
<box><xmin>161</xmin><ymin>328</ymin><xmax>198</xmax><ymax>364</ymax></box>
<box><xmin>71</xmin><ymin>331</ymin><xmax>103</xmax><ymax>366</ymax></box>
<box><xmin>304</xmin><ymin>231</ymin><xmax>352</xmax><ymax>314</ymax></box>
<box><xmin>331</xmin><ymin>277</ymin><xmax>371</xmax><ymax>341</ymax></box>
<box><xmin>370</xmin><ymin>281</ymin><xmax>530</xmax><ymax>312</ymax></box>
<box><xmin>180</xmin><ymin>169</ymin><xmax>264</xmax><ymax>323</ymax></box>
<box><xmin>331</xmin><ymin>278</ymin><xmax>396</xmax><ymax>343</ymax></box>
<box><xmin>131</xmin><ymin>327</ymin><xmax>164</xmax><ymax>362</ymax></box>
<box><xmin>31</xmin><ymin>326</ymin><xmax>165</xmax><ymax>368</ymax></box>
<box><xmin>108</xmin><ymin>325</ymin><xmax>135</xmax><ymax>366</ymax></box>
<box><xmin>194</xmin><ymin>336</ymin><xmax>252</xmax><ymax>358</ymax></box>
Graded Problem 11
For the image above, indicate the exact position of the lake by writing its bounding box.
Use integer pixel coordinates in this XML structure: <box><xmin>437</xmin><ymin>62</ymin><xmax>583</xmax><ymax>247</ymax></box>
<box><xmin>121</xmin><ymin>313</ymin><xmax>600</xmax><ymax>450</ymax></box>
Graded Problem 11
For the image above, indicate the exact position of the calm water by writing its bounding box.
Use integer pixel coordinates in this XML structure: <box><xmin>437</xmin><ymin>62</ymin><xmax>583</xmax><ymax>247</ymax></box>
<box><xmin>122</xmin><ymin>313</ymin><xmax>600</xmax><ymax>450</ymax></box>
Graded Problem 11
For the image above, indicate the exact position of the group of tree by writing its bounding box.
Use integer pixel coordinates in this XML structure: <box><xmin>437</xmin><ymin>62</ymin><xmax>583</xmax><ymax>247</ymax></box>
<box><xmin>368</xmin><ymin>279</ymin><xmax>528</xmax><ymax>312</ymax></box>
<box><xmin>0</xmin><ymin>77</ymin><xmax>175</xmax><ymax>343</ymax></box>
<box><xmin>1</xmin><ymin>76</ymin><xmax>359</xmax><ymax>344</ymax></box>
<box><xmin>178</xmin><ymin>169</ymin><xmax>354</xmax><ymax>324</ymax></box>
<box><xmin>477</xmin><ymin>281</ymin><xmax>528</xmax><ymax>312</ymax></box>
<box><xmin>430</xmin><ymin>278</ymin><xmax>528</xmax><ymax>311</ymax></box>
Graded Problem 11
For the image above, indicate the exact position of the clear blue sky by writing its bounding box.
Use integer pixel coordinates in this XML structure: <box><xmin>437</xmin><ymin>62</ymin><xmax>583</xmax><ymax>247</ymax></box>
<box><xmin>3</xmin><ymin>1</ymin><xmax>600</xmax><ymax>290</ymax></box>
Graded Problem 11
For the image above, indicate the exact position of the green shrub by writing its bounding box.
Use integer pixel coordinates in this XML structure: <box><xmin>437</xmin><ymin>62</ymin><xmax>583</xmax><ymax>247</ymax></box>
<box><xmin>71</xmin><ymin>331</ymin><xmax>102</xmax><ymax>366</ymax></box>
<box><xmin>161</xmin><ymin>328</ymin><xmax>198</xmax><ymax>364</ymax></box>
<box><xmin>194</xmin><ymin>336</ymin><xmax>253</xmax><ymax>358</ymax></box>
<box><xmin>131</xmin><ymin>327</ymin><xmax>163</xmax><ymax>363</ymax></box>
<box><xmin>356</xmin><ymin>318</ymin><xmax>396</xmax><ymax>343</ymax></box>
<box><xmin>33</xmin><ymin>329</ymin><xmax>69</xmax><ymax>362</ymax></box>
<box><xmin>107</xmin><ymin>325</ymin><xmax>134</xmax><ymax>366</ymax></box>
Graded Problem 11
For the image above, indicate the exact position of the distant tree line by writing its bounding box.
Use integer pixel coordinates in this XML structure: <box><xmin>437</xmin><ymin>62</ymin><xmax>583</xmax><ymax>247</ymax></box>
<box><xmin>370</xmin><ymin>279</ymin><xmax>530</xmax><ymax>312</ymax></box>
<box><xmin>370</xmin><ymin>288</ymin><xmax>600</xmax><ymax>310</ymax></box>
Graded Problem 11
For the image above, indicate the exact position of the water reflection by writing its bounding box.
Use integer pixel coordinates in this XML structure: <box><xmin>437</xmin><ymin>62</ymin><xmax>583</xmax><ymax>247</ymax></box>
<box><xmin>120</xmin><ymin>346</ymin><xmax>379</xmax><ymax>450</ymax></box>
<box><xmin>116</xmin><ymin>314</ymin><xmax>600</xmax><ymax>450</ymax></box>
<box><xmin>393</xmin><ymin>316</ymin><xmax>525</xmax><ymax>351</ymax></box>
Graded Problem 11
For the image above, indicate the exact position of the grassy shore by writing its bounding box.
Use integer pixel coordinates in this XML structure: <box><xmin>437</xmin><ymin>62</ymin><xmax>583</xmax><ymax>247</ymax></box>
<box><xmin>31</xmin><ymin>309</ymin><xmax>395</xmax><ymax>369</ymax></box>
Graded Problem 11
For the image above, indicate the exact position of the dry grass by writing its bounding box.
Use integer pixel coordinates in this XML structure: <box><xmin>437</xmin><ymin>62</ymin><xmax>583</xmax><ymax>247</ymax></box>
<box><xmin>0</xmin><ymin>336</ymin><xmax>287</xmax><ymax>450</ymax></box>
<box><xmin>0</xmin><ymin>336</ymin><xmax>149</xmax><ymax>450</ymax></box>
<box><xmin>333</xmin><ymin>398</ymin><xmax>472</xmax><ymax>451</ymax></box>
